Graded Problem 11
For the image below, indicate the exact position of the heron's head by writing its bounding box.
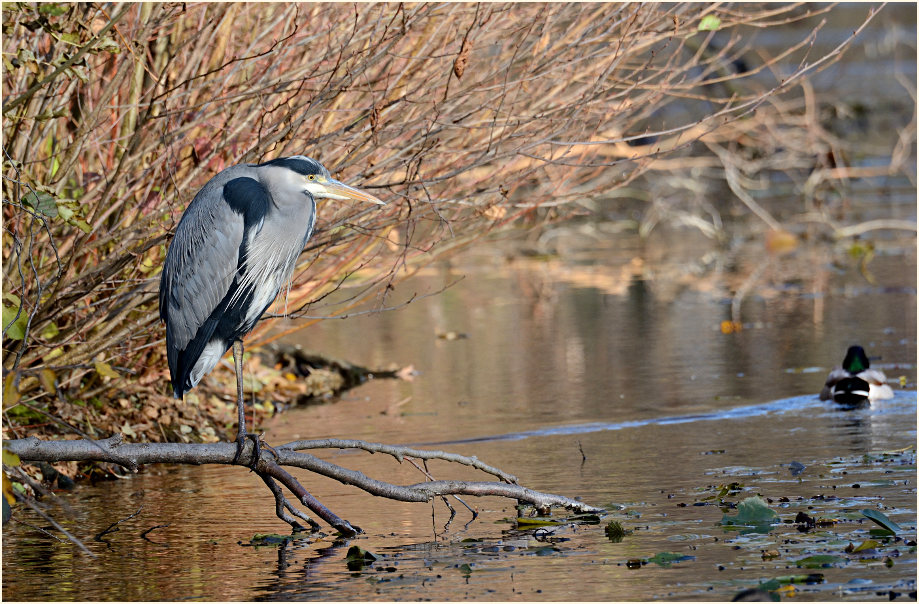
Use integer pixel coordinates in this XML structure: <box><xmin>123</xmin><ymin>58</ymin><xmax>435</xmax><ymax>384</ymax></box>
<box><xmin>258</xmin><ymin>156</ymin><xmax>385</xmax><ymax>206</ymax></box>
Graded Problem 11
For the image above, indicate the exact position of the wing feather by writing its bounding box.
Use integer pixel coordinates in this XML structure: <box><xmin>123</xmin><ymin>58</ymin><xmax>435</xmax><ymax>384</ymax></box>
<box><xmin>159</xmin><ymin>171</ymin><xmax>249</xmax><ymax>354</ymax></box>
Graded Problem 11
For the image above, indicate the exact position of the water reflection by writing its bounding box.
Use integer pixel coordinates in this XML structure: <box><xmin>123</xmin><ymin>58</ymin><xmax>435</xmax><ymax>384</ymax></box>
<box><xmin>4</xmin><ymin>189</ymin><xmax>916</xmax><ymax>602</ymax></box>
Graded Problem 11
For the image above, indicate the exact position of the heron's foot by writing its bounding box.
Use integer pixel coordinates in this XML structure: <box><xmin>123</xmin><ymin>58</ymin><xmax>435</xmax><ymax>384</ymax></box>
<box><xmin>245</xmin><ymin>433</ymin><xmax>280</xmax><ymax>471</ymax></box>
<box><xmin>231</xmin><ymin>431</ymin><xmax>247</xmax><ymax>465</ymax></box>
<box><xmin>247</xmin><ymin>433</ymin><xmax>262</xmax><ymax>471</ymax></box>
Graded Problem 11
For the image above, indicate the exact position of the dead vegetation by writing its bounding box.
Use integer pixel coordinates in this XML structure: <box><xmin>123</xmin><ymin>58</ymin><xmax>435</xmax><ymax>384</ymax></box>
<box><xmin>2</xmin><ymin>3</ymin><xmax>913</xmax><ymax>446</ymax></box>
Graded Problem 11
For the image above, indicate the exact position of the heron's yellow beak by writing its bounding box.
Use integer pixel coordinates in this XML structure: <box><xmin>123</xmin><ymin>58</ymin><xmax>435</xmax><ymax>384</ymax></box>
<box><xmin>312</xmin><ymin>177</ymin><xmax>386</xmax><ymax>205</ymax></box>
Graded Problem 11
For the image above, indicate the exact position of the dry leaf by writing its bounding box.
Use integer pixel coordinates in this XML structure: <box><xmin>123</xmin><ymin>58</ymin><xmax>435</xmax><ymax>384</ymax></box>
<box><xmin>453</xmin><ymin>39</ymin><xmax>470</xmax><ymax>79</ymax></box>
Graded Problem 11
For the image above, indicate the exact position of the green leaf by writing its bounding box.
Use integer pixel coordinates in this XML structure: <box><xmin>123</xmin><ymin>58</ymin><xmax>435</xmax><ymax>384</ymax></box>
<box><xmin>698</xmin><ymin>15</ymin><xmax>721</xmax><ymax>31</ymax></box>
<box><xmin>72</xmin><ymin>218</ymin><xmax>93</xmax><ymax>233</ymax></box>
<box><xmin>2</xmin><ymin>374</ymin><xmax>21</xmax><ymax>408</ymax></box>
<box><xmin>796</xmin><ymin>554</ymin><xmax>847</xmax><ymax>568</ymax></box>
<box><xmin>40</xmin><ymin>322</ymin><xmax>59</xmax><ymax>340</ymax></box>
<box><xmin>22</xmin><ymin>190</ymin><xmax>58</xmax><ymax>217</ymax></box>
<box><xmin>861</xmin><ymin>509</ymin><xmax>901</xmax><ymax>534</ymax></box>
<box><xmin>345</xmin><ymin>545</ymin><xmax>377</xmax><ymax>570</ymax></box>
<box><xmin>52</xmin><ymin>31</ymin><xmax>80</xmax><ymax>45</ymax></box>
<box><xmin>768</xmin><ymin>573</ymin><xmax>825</xmax><ymax>585</ymax></box>
<box><xmin>646</xmin><ymin>552</ymin><xmax>695</xmax><ymax>567</ymax></box>
<box><xmin>605</xmin><ymin>520</ymin><xmax>626</xmax><ymax>542</ymax></box>
<box><xmin>516</xmin><ymin>517</ymin><xmax>561</xmax><ymax>528</ymax></box>
<box><xmin>65</xmin><ymin>64</ymin><xmax>89</xmax><ymax>83</ymax></box>
<box><xmin>721</xmin><ymin>496</ymin><xmax>778</xmax><ymax>526</ymax></box>
<box><xmin>94</xmin><ymin>361</ymin><xmax>120</xmax><ymax>379</ymax></box>
<box><xmin>16</xmin><ymin>48</ymin><xmax>36</xmax><ymax>62</ymax></box>
<box><xmin>249</xmin><ymin>533</ymin><xmax>291</xmax><ymax>547</ymax></box>
<box><xmin>2</xmin><ymin>303</ymin><xmax>28</xmax><ymax>340</ymax></box>
<box><xmin>38</xmin><ymin>3</ymin><xmax>68</xmax><ymax>16</ymax></box>
<box><xmin>851</xmin><ymin>539</ymin><xmax>880</xmax><ymax>553</ymax></box>
<box><xmin>2</xmin><ymin>450</ymin><xmax>21</xmax><ymax>467</ymax></box>
<box><xmin>92</xmin><ymin>37</ymin><xmax>121</xmax><ymax>54</ymax></box>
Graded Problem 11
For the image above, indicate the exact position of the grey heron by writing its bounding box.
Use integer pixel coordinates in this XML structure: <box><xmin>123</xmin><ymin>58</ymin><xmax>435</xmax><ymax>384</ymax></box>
<box><xmin>158</xmin><ymin>156</ymin><xmax>384</xmax><ymax>461</ymax></box>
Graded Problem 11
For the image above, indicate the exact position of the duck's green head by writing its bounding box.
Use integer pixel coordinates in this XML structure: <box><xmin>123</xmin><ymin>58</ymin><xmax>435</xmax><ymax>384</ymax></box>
<box><xmin>842</xmin><ymin>345</ymin><xmax>870</xmax><ymax>373</ymax></box>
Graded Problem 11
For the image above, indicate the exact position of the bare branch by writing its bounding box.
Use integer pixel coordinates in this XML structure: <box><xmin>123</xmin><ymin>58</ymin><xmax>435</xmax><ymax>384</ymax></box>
<box><xmin>4</xmin><ymin>434</ymin><xmax>603</xmax><ymax>535</ymax></box>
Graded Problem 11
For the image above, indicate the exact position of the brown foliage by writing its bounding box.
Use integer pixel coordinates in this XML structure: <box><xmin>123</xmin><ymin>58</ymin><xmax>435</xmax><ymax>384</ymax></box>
<box><xmin>1</xmin><ymin>3</ymin><xmax>899</xmax><ymax>437</ymax></box>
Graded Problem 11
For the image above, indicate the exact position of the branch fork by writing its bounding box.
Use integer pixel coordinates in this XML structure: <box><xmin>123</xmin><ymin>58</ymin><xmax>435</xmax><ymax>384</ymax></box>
<box><xmin>4</xmin><ymin>434</ymin><xmax>604</xmax><ymax>538</ymax></box>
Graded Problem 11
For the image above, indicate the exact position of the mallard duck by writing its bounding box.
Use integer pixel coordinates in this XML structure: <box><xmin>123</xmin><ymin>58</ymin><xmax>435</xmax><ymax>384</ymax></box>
<box><xmin>820</xmin><ymin>345</ymin><xmax>894</xmax><ymax>405</ymax></box>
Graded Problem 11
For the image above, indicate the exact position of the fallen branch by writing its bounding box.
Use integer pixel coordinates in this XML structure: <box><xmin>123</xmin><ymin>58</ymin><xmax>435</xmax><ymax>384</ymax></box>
<box><xmin>4</xmin><ymin>434</ymin><xmax>604</xmax><ymax>537</ymax></box>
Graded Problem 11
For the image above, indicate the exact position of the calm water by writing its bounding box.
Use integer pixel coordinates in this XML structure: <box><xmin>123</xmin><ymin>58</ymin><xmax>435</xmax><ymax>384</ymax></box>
<box><xmin>3</xmin><ymin>226</ymin><xmax>916</xmax><ymax>601</ymax></box>
<box><xmin>3</xmin><ymin>4</ymin><xmax>917</xmax><ymax>601</ymax></box>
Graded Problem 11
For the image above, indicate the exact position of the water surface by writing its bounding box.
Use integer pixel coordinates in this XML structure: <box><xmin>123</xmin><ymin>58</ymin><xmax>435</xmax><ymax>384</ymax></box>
<box><xmin>3</xmin><ymin>228</ymin><xmax>915</xmax><ymax>601</ymax></box>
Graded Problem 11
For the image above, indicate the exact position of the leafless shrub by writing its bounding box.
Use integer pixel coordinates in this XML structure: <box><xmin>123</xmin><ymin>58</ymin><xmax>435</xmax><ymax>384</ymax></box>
<box><xmin>2</xmin><ymin>3</ymin><xmax>907</xmax><ymax>426</ymax></box>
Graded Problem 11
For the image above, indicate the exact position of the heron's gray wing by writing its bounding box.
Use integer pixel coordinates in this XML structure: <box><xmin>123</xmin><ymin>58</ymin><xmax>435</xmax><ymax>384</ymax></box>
<box><xmin>159</xmin><ymin>180</ymin><xmax>246</xmax><ymax>353</ymax></box>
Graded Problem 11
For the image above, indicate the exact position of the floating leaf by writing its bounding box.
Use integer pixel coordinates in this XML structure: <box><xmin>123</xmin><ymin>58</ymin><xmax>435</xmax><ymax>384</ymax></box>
<box><xmin>698</xmin><ymin>14</ymin><xmax>721</xmax><ymax>31</ymax></box>
<box><xmin>771</xmin><ymin>573</ymin><xmax>825</xmax><ymax>585</ymax></box>
<box><xmin>346</xmin><ymin>545</ymin><xmax>377</xmax><ymax>570</ymax></box>
<box><xmin>646</xmin><ymin>552</ymin><xmax>695</xmax><ymax>567</ymax></box>
<box><xmin>720</xmin><ymin>320</ymin><xmax>742</xmax><ymax>334</ymax></box>
<box><xmin>517</xmin><ymin>517</ymin><xmax>561</xmax><ymax>528</ymax></box>
<box><xmin>861</xmin><ymin>509</ymin><xmax>901</xmax><ymax>534</ymax></box>
<box><xmin>721</xmin><ymin>496</ymin><xmax>778</xmax><ymax>526</ymax></box>
<box><xmin>249</xmin><ymin>533</ymin><xmax>292</xmax><ymax>547</ymax></box>
<box><xmin>796</xmin><ymin>554</ymin><xmax>847</xmax><ymax>568</ymax></box>
<box><xmin>850</xmin><ymin>539</ymin><xmax>880</xmax><ymax>553</ymax></box>
<box><xmin>605</xmin><ymin>520</ymin><xmax>626</xmax><ymax>542</ymax></box>
<box><xmin>534</xmin><ymin>545</ymin><xmax>559</xmax><ymax>556</ymax></box>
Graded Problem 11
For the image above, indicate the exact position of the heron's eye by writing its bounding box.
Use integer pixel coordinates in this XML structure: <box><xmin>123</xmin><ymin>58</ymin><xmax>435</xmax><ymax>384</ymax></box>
<box><xmin>307</xmin><ymin>175</ymin><xmax>316</xmax><ymax>181</ymax></box>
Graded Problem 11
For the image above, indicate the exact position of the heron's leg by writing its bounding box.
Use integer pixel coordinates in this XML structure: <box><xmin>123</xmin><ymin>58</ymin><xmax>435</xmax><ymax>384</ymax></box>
<box><xmin>231</xmin><ymin>340</ymin><xmax>247</xmax><ymax>465</ymax></box>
